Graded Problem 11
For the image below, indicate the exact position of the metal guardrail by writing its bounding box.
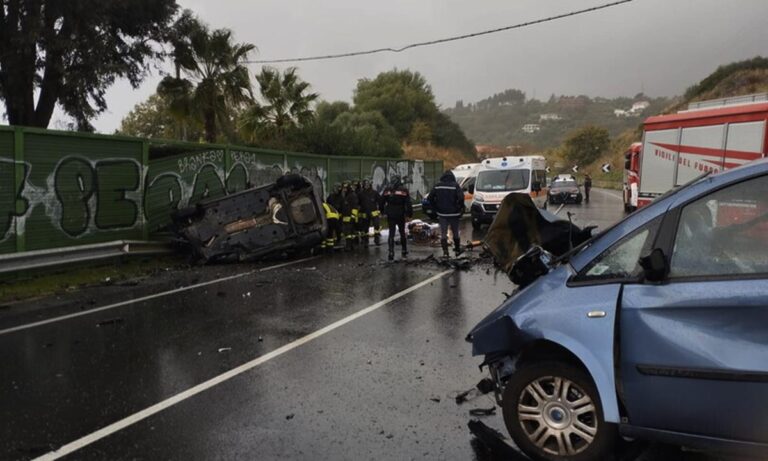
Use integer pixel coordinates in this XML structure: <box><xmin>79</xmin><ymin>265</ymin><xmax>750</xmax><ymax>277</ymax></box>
<box><xmin>0</xmin><ymin>240</ymin><xmax>173</xmax><ymax>274</ymax></box>
<box><xmin>685</xmin><ymin>93</ymin><xmax>768</xmax><ymax>111</ymax></box>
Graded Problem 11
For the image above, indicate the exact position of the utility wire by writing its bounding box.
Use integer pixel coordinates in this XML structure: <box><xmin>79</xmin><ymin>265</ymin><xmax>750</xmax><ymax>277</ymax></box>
<box><xmin>246</xmin><ymin>0</ymin><xmax>634</xmax><ymax>64</ymax></box>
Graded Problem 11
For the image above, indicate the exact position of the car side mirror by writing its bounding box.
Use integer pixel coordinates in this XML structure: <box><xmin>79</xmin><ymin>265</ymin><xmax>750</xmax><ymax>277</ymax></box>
<box><xmin>639</xmin><ymin>248</ymin><xmax>668</xmax><ymax>282</ymax></box>
<box><xmin>532</xmin><ymin>181</ymin><xmax>542</xmax><ymax>192</ymax></box>
<box><xmin>468</xmin><ymin>184</ymin><xmax>475</xmax><ymax>194</ymax></box>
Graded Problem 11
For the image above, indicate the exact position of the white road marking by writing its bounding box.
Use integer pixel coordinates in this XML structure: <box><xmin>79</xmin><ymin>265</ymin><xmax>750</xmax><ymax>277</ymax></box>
<box><xmin>0</xmin><ymin>256</ymin><xmax>320</xmax><ymax>337</ymax></box>
<box><xmin>33</xmin><ymin>269</ymin><xmax>453</xmax><ymax>461</ymax></box>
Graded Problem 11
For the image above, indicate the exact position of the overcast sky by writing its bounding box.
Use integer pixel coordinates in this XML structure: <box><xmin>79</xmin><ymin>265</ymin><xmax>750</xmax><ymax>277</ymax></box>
<box><xmin>85</xmin><ymin>0</ymin><xmax>768</xmax><ymax>133</ymax></box>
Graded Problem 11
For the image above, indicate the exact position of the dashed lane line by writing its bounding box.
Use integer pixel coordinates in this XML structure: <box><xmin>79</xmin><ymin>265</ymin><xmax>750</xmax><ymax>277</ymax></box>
<box><xmin>0</xmin><ymin>256</ymin><xmax>320</xmax><ymax>337</ymax></box>
<box><xmin>33</xmin><ymin>269</ymin><xmax>453</xmax><ymax>461</ymax></box>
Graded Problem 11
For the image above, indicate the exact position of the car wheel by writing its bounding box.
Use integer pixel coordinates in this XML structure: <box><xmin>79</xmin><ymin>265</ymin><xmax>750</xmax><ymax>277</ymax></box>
<box><xmin>472</xmin><ymin>219</ymin><xmax>482</xmax><ymax>230</ymax></box>
<box><xmin>502</xmin><ymin>361</ymin><xmax>616</xmax><ymax>461</ymax></box>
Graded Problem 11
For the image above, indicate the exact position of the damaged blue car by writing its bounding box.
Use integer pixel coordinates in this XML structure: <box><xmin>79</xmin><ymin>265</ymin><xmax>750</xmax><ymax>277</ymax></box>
<box><xmin>468</xmin><ymin>158</ymin><xmax>768</xmax><ymax>460</ymax></box>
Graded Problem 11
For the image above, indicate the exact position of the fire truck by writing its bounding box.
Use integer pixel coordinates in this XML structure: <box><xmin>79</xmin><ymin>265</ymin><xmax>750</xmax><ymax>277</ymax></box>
<box><xmin>624</xmin><ymin>93</ymin><xmax>768</xmax><ymax>211</ymax></box>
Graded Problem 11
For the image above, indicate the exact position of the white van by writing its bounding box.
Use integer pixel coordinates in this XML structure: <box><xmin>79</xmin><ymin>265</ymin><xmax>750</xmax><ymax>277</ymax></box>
<box><xmin>469</xmin><ymin>156</ymin><xmax>548</xmax><ymax>229</ymax></box>
<box><xmin>451</xmin><ymin>163</ymin><xmax>482</xmax><ymax>212</ymax></box>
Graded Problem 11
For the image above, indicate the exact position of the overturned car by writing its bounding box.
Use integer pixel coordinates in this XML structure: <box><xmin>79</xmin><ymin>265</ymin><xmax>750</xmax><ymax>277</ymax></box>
<box><xmin>171</xmin><ymin>174</ymin><xmax>327</xmax><ymax>263</ymax></box>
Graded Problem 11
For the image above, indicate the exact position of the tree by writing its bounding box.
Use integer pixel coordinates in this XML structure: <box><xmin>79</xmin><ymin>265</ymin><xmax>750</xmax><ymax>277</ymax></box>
<box><xmin>331</xmin><ymin>111</ymin><xmax>402</xmax><ymax>158</ymax></box>
<box><xmin>239</xmin><ymin>67</ymin><xmax>319</xmax><ymax>142</ymax></box>
<box><xmin>353</xmin><ymin>69</ymin><xmax>437</xmax><ymax>139</ymax></box>
<box><xmin>0</xmin><ymin>0</ymin><xmax>178</xmax><ymax>130</ymax></box>
<box><xmin>118</xmin><ymin>93</ymin><xmax>202</xmax><ymax>140</ymax></box>
<box><xmin>158</xmin><ymin>12</ymin><xmax>254</xmax><ymax>143</ymax></box>
<box><xmin>563</xmin><ymin>126</ymin><xmax>610</xmax><ymax>166</ymax></box>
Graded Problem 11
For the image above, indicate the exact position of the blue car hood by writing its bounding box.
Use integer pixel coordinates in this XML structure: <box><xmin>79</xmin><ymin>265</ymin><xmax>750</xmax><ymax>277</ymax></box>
<box><xmin>469</xmin><ymin>265</ymin><xmax>572</xmax><ymax>356</ymax></box>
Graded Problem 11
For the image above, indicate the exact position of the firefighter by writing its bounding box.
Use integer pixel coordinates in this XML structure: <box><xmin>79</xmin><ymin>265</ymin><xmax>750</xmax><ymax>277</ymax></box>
<box><xmin>358</xmin><ymin>178</ymin><xmax>382</xmax><ymax>246</ymax></box>
<box><xmin>320</xmin><ymin>189</ymin><xmax>342</xmax><ymax>253</ymax></box>
<box><xmin>382</xmin><ymin>175</ymin><xmax>413</xmax><ymax>261</ymax></box>
<box><xmin>427</xmin><ymin>170</ymin><xmax>464</xmax><ymax>258</ymax></box>
<box><xmin>350</xmin><ymin>179</ymin><xmax>363</xmax><ymax>244</ymax></box>
<box><xmin>326</xmin><ymin>183</ymin><xmax>345</xmax><ymax>249</ymax></box>
<box><xmin>339</xmin><ymin>181</ymin><xmax>356</xmax><ymax>250</ymax></box>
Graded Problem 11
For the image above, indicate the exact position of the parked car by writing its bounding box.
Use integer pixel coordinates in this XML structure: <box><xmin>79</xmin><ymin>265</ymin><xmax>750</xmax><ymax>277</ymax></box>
<box><xmin>171</xmin><ymin>174</ymin><xmax>327</xmax><ymax>263</ymax></box>
<box><xmin>547</xmin><ymin>179</ymin><xmax>583</xmax><ymax>205</ymax></box>
<box><xmin>468</xmin><ymin>158</ymin><xmax>768</xmax><ymax>460</ymax></box>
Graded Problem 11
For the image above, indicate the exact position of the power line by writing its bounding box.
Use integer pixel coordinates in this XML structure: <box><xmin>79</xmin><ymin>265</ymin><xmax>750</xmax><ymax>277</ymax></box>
<box><xmin>246</xmin><ymin>0</ymin><xmax>634</xmax><ymax>64</ymax></box>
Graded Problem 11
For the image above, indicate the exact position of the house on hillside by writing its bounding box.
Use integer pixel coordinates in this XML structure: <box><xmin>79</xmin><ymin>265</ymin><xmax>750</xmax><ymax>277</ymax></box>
<box><xmin>522</xmin><ymin>123</ymin><xmax>541</xmax><ymax>134</ymax></box>
<box><xmin>630</xmin><ymin>101</ymin><xmax>650</xmax><ymax>113</ymax></box>
<box><xmin>539</xmin><ymin>113</ymin><xmax>562</xmax><ymax>122</ymax></box>
<box><xmin>614</xmin><ymin>109</ymin><xmax>630</xmax><ymax>118</ymax></box>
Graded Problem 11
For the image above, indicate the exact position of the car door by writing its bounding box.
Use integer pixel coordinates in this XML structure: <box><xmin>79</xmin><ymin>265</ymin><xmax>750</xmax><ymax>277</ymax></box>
<box><xmin>619</xmin><ymin>173</ymin><xmax>768</xmax><ymax>443</ymax></box>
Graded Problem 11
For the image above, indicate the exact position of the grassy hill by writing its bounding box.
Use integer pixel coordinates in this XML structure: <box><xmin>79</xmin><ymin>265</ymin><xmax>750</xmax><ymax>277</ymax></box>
<box><xmin>551</xmin><ymin>57</ymin><xmax>768</xmax><ymax>183</ymax></box>
<box><xmin>444</xmin><ymin>91</ymin><xmax>673</xmax><ymax>151</ymax></box>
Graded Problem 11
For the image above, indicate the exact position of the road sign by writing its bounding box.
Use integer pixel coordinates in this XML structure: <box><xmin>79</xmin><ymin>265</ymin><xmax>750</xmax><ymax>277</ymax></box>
<box><xmin>571</xmin><ymin>165</ymin><xmax>579</xmax><ymax>173</ymax></box>
<box><xmin>545</xmin><ymin>166</ymin><xmax>551</xmax><ymax>173</ymax></box>
<box><xmin>601</xmin><ymin>163</ymin><xmax>611</xmax><ymax>173</ymax></box>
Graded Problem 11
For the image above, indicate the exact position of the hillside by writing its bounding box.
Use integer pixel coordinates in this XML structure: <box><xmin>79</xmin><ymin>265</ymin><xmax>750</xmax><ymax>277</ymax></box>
<box><xmin>403</xmin><ymin>143</ymin><xmax>477</xmax><ymax>170</ymax></box>
<box><xmin>444</xmin><ymin>90</ymin><xmax>673</xmax><ymax>150</ymax></box>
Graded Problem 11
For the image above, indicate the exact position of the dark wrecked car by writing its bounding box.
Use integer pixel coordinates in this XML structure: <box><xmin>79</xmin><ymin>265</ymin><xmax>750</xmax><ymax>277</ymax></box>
<box><xmin>171</xmin><ymin>174</ymin><xmax>327</xmax><ymax>263</ymax></box>
<box><xmin>468</xmin><ymin>159</ymin><xmax>768</xmax><ymax>461</ymax></box>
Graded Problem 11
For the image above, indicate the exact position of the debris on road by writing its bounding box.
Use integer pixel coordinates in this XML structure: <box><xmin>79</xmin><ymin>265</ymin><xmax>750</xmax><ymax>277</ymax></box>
<box><xmin>217</xmin><ymin>347</ymin><xmax>232</xmax><ymax>353</ymax></box>
<box><xmin>455</xmin><ymin>378</ymin><xmax>495</xmax><ymax>405</ymax></box>
<box><xmin>96</xmin><ymin>317</ymin><xmax>124</xmax><ymax>327</ymax></box>
<box><xmin>429</xmin><ymin>397</ymin><xmax>441</xmax><ymax>403</ymax></box>
<box><xmin>171</xmin><ymin>174</ymin><xmax>326</xmax><ymax>264</ymax></box>
<box><xmin>468</xmin><ymin>407</ymin><xmax>496</xmax><ymax>416</ymax></box>
<box><xmin>468</xmin><ymin>420</ymin><xmax>526</xmax><ymax>460</ymax></box>
<box><xmin>285</xmin><ymin>413</ymin><xmax>294</xmax><ymax>420</ymax></box>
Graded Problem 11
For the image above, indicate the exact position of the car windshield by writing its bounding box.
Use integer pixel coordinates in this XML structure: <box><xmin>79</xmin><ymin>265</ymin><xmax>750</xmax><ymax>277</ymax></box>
<box><xmin>552</xmin><ymin>180</ymin><xmax>577</xmax><ymax>188</ymax></box>
<box><xmin>476</xmin><ymin>170</ymin><xmax>530</xmax><ymax>192</ymax></box>
<box><xmin>454</xmin><ymin>174</ymin><xmax>466</xmax><ymax>184</ymax></box>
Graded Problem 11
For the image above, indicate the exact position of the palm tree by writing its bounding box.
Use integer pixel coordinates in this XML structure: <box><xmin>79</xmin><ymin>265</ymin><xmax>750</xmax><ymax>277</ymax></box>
<box><xmin>239</xmin><ymin>67</ymin><xmax>319</xmax><ymax>143</ymax></box>
<box><xmin>158</xmin><ymin>12</ymin><xmax>254</xmax><ymax>143</ymax></box>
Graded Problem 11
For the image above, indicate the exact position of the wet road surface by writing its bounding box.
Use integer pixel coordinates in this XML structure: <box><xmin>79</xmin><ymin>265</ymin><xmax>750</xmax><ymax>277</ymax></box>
<box><xmin>0</xmin><ymin>190</ymin><xmax>739</xmax><ymax>460</ymax></box>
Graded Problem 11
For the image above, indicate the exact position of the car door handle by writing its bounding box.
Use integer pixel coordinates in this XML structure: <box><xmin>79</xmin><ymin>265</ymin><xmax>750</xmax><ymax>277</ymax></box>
<box><xmin>587</xmin><ymin>311</ymin><xmax>606</xmax><ymax>318</ymax></box>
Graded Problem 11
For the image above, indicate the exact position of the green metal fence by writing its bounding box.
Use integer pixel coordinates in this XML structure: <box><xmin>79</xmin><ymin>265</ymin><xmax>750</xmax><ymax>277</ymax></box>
<box><xmin>0</xmin><ymin>126</ymin><xmax>442</xmax><ymax>254</ymax></box>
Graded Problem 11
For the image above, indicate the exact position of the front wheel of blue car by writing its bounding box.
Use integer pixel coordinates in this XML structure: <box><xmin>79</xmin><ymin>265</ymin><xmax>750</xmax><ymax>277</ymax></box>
<box><xmin>502</xmin><ymin>361</ymin><xmax>617</xmax><ymax>461</ymax></box>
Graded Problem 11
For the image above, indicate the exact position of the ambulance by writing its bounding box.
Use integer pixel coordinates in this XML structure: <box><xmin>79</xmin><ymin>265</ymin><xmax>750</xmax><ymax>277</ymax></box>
<box><xmin>470</xmin><ymin>156</ymin><xmax>548</xmax><ymax>229</ymax></box>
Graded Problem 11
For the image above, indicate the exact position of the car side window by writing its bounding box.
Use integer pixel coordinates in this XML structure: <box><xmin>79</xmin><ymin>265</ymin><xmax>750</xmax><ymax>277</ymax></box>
<box><xmin>670</xmin><ymin>175</ymin><xmax>768</xmax><ymax>278</ymax></box>
<box><xmin>576</xmin><ymin>217</ymin><xmax>662</xmax><ymax>282</ymax></box>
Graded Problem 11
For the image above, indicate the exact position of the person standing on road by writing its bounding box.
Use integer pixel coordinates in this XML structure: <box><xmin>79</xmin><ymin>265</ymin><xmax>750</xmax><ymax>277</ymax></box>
<box><xmin>339</xmin><ymin>182</ymin><xmax>356</xmax><ymax>251</ymax></box>
<box><xmin>325</xmin><ymin>183</ymin><xmax>345</xmax><ymax>250</ymax></box>
<box><xmin>347</xmin><ymin>180</ymin><xmax>361</xmax><ymax>246</ymax></box>
<box><xmin>358</xmin><ymin>178</ymin><xmax>382</xmax><ymax>246</ymax></box>
<box><xmin>428</xmin><ymin>170</ymin><xmax>465</xmax><ymax>258</ymax></box>
<box><xmin>584</xmin><ymin>174</ymin><xmax>593</xmax><ymax>203</ymax></box>
<box><xmin>382</xmin><ymin>175</ymin><xmax>412</xmax><ymax>261</ymax></box>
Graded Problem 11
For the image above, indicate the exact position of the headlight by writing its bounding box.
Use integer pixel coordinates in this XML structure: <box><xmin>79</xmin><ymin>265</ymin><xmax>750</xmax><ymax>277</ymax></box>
<box><xmin>474</xmin><ymin>195</ymin><xmax>485</xmax><ymax>202</ymax></box>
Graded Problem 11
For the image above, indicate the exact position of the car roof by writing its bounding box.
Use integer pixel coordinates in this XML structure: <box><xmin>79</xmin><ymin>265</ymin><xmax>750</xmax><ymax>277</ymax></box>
<box><xmin>569</xmin><ymin>157</ymin><xmax>768</xmax><ymax>271</ymax></box>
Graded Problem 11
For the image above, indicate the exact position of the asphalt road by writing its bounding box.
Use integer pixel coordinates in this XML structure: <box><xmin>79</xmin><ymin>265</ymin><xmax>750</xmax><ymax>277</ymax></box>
<box><xmin>0</xmin><ymin>189</ymin><xmax>737</xmax><ymax>460</ymax></box>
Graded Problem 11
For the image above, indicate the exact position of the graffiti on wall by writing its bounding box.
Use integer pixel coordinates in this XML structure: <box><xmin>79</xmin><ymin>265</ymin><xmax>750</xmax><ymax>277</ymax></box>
<box><xmin>1</xmin><ymin>147</ymin><xmax>432</xmax><ymax>248</ymax></box>
<box><xmin>1</xmin><ymin>156</ymin><xmax>143</xmax><ymax>242</ymax></box>
<box><xmin>370</xmin><ymin>160</ymin><xmax>430</xmax><ymax>200</ymax></box>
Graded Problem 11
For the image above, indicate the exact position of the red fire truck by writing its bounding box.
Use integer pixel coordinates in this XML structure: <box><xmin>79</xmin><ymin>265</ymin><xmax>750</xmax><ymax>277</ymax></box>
<box><xmin>624</xmin><ymin>94</ymin><xmax>768</xmax><ymax>211</ymax></box>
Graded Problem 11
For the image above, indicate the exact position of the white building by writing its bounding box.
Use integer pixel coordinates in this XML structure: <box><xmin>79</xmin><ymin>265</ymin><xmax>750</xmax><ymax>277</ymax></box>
<box><xmin>631</xmin><ymin>101</ymin><xmax>650</xmax><ymax>113</ymax></box>
<box><xmin>522</xmin><ymin>123</ymin><xmax>541</xmax><ymax>133</ymax></box>
<box><xmin>539</xmin><ymin>113</ymin><xmax>562</xmax><ymax>122</ymax></box>
<box><xmin>614</xmin><ymin>109</ymin><xmax>630</xmax><ymax>118</ymax></box>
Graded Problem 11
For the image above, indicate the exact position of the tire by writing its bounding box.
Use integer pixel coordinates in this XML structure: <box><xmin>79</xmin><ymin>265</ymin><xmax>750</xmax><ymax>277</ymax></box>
<box><xmin>472</xmin><ymin>219</ymin><xmax>482</xmax><ymax>230</ymax></box>
<box><xmin>502</xmin><ymin>361</ymin><xmax>617</xmax><ymax>461</ymax></box>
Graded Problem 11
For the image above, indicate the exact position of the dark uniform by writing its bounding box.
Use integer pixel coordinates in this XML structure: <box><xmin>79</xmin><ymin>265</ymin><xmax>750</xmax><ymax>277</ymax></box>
<box><xmin>350</xmin><ymin>180</ymin><xmax>363</xmax><ymax>243</ymax></box>
<box><xmin>427</xmin><ymin>170</ymin><xmax>464</xmax><ymax>257</ymax></box>
<box><xmin>325</xmin><ymin>183</ymin><xmax>344</xmax><ymax>250</ymax></box>
<box><xmin>340</xmin><ymin>182</ymin><xmax>358</xmax><ymax>250</ymax></box>
<box><xmin>584</xmin><ymin>174</ymin><xmax>592</xmax><ymax>203</ymax></box>
<box><xmin>357</xmin><ymin>179</ymin><xmax>382</xmax><ymax>246</ymax></box>
<box><xmin>382</xmin><ymin>175</ymin><xmax>413</xmax><ymax>260</ymax></box>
